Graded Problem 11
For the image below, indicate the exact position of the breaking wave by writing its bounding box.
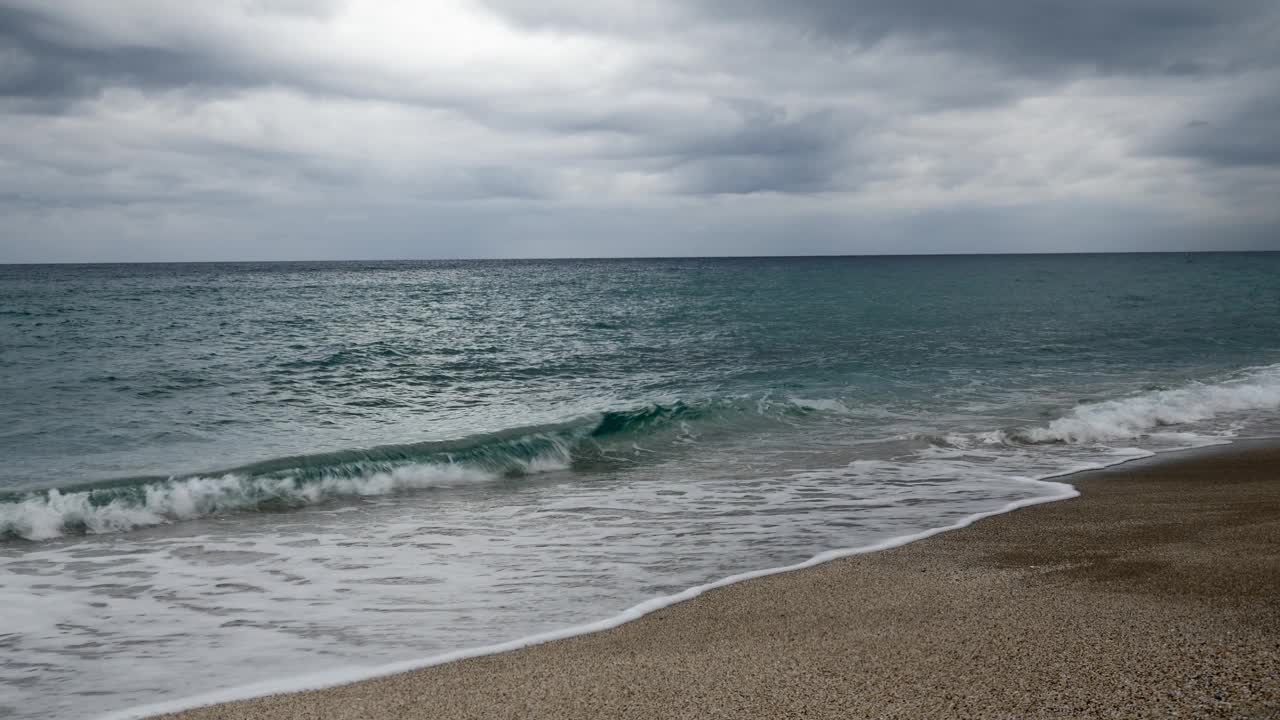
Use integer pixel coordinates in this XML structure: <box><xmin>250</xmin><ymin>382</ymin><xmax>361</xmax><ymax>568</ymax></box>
<box><xmin>0</xmin><ymin>399</ymin><xmax>815</xmax><ymax>541</ymax></box>
<box><xmin>1015</xmin><ymin>363</ymin><xmax>1280</xmax><ymax>444</ymax></box>
<box><xmin>5</xmin><ymin>364</ymin><xmax>1279</xmax><ymax>542</ymax></box>
<box><xmin>0</xmin><ymin>463</ymin><xmax>510</xmax><ymax>542</ymax></box>
<box><xmin>915</xmin><ymin>363</ymin><xmax>1280</xmax><ymax>449</ymax></box>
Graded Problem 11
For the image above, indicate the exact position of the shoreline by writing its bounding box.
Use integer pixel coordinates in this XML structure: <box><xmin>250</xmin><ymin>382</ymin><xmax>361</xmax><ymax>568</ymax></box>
<box><xmin>127</xmin><ymin>439</ymin><xmax>1280</xmax><ymax>719</ymax></box>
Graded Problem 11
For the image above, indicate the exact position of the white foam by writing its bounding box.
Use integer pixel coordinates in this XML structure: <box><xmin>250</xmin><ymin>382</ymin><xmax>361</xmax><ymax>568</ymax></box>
<box><xmin>789</xmin><ymin>397</ymin><xmax>851</xmax><ymax>413</ymax></box>
<box><xmin>0</xmin><ymin>462</ymin><xmax>524</xmax><ymax>541</ymax></box>
<box><xmin>101</xmin><ymin>448</ymin><xmax>1177</xmax><ymax>720</ymax></box>
<box><xmin>1024</xmin><ymin>364</ymin><xmax>1280</xmax><ymax>444</ymax></box>
<box><xmin>906</xmin><ymin>365</ymin><xmax>1280</xmax><ymax>449</ymax></box>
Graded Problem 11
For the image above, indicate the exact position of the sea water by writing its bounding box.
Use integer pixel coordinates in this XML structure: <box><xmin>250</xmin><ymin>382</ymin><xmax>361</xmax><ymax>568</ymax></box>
<box><xmin>2</xmin><ymin>254</ymin><xmax>1279</xmax><ymax>719</ymax></box>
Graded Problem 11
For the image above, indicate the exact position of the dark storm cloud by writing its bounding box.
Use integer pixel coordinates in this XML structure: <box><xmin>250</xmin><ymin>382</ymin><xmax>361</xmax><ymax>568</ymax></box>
<box><xmin>661</xmin><ymin>105</ymin><xmax>852</xmax><ymax>195</ymax></box>
<box><xmin>0</xmin><ymin>7</ymin><xmax>246</xmax><ymax>103</ymax></box>
<box><xmin>670</xmin><ymin>103</ymin><xmax>839</xmax><ymax>160</ymax></box>
<box><xmin>0</xmin><ymin>2</ymin><xmax>356</xmax><ymax>113</ymax></box>
<box><xmin>526</xmin><ymin>100</ymin><xmax>858</xmax><ymax>195</ymax></box>
<box><xmin>478</xmin><ymin>0</ymin><xmax>1280</xmax><ymax>194</ymax></box>
<box><xmin>690</xmin><ymin>0</ymin><xmax>1280</xmax><ymax>76</ymax></box>
<box><xmin>1153</xmin><ymin>90</ymin><xmax>1280</xmax><ymax>168</ymax></box>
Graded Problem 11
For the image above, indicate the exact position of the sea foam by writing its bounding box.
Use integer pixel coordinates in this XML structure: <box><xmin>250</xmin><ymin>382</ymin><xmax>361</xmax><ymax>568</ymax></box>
<box><xmin>0</xmin><ymin>462</ymin><xmax>532</xmax><ymax>541</ymax></box>
<box><xmin>1020</xmin><ymin>364</ymin><xmax>1280</xmax><ymax>444</ymax></box>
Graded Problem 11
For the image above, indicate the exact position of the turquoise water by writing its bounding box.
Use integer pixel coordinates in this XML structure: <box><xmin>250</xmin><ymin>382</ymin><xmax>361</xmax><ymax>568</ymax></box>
<box><xmin>2</xmin><ymin>254</ymin><xmax>1280</xmax><ymax>718</ymax></box>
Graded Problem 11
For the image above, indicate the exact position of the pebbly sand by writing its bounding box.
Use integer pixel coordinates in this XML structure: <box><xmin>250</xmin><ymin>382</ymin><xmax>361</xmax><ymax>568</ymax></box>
<box><xmin>156</xmin><ymin>444</ymin><xmax>1280</xmax><ymax>719</ymax></box>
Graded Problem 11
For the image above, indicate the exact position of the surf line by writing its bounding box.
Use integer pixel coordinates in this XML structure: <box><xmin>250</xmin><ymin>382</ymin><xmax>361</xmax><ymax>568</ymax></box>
<box><xmin>105</xmin><ymin>448</ymin><xmax>1199</xmax><ymax>720</ymax></box>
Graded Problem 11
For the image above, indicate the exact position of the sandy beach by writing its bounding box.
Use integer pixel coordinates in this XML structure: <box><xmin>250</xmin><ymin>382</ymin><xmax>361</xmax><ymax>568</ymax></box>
<box><xmin>154</xmin><ymin>444</ymin><xmax>1280</xmax><ymax>720</ymax></box>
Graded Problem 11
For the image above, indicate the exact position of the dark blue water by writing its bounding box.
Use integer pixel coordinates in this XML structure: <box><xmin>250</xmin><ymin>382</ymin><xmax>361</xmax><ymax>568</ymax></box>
<box><xmin>2</xmin><ymin>254</ymin><xmax>1279</xmax><ymax>719</ymax></box>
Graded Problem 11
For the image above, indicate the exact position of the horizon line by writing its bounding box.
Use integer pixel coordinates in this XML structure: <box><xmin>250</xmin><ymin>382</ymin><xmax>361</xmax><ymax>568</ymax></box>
<box><xmin>4</xmin><ymin>248</ymin><xmax>1278</xmax><ymax>266</ymax></box>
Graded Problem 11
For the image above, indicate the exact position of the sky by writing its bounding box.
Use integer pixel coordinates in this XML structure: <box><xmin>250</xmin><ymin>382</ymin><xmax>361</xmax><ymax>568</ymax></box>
<box><xmin>0</xmin><ymin>1</ymin><xmax>1278</xmax><ymax>261</ymax></box>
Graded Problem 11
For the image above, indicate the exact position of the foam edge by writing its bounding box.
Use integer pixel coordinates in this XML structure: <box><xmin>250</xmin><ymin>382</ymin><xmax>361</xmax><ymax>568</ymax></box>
<box><xmin>98</xmin><ymin>470</ymin><xmax>1107</xmax><ymax>720</ymax></box>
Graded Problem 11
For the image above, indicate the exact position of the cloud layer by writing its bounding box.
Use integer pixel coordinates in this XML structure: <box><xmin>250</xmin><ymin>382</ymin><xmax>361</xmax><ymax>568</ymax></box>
<box><xmin>1</xmin><ymin>0</ymin><xmax>1277</xmax><ymax>260</ymax></box>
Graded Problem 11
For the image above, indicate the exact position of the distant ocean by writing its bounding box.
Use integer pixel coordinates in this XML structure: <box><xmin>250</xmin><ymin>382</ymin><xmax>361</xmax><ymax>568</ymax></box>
<box><xmin>3</xmin><ymin>254</ymin><xmax>1280</xmax><ymax>719</ymax></box>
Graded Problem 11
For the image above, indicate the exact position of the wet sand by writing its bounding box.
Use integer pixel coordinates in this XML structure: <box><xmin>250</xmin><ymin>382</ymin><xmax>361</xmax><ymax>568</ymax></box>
<box><xmin>157</xmin><ymin>444</ymin><xmax>1280</xmax><ymax>719</ymax></box>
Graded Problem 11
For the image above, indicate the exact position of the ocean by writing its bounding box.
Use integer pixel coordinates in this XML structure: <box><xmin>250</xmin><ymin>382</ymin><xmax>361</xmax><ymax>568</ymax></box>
<box><xmin>2</xmin><ymin>254</ymin><xmax>1279</xmax><ymax>719</ymax></box>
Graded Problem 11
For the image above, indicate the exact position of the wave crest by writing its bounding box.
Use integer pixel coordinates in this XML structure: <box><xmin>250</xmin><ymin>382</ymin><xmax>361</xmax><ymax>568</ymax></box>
<box><xmin>910</xmin><ymin>364</ymin><xmax>1280</xmax><ymax>449</ymax></box>
<box><xmin>1020</xmin><ymin>365</ymin><xmax>1280</xmax><ymax>444</ymax></box>
<box><xmin>0</xmin><ymin>398</ymin><xmax>822</xmax><ymax>541</ymax></box>
<box><xmin>0</xmin><ymin>426</ymin><xmax>592</xmax><ymax>541</ymax></box>
<box><xmin>6</xmin><ymin>365</ymin><xmax>1278</xmax><ymax>542</ymax></box>
<box><xmin>1</xmin><ymin>463</ymin><xmax>506</xmax><ymax>541</ymax></box>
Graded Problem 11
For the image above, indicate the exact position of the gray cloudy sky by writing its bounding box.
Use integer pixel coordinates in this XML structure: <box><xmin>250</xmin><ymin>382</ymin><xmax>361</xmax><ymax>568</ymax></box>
<box><xmin>1</xmin><ymin>0</ymin><xmax>1278</xmax><ymax>261</ymax></box>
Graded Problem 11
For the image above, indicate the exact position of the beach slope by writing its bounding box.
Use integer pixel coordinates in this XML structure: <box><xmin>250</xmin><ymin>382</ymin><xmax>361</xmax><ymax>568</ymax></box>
<box><xmin>157</xmin><ymin>446</ymin><xmax>1280</xmax><ymax>719</ymax></box>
